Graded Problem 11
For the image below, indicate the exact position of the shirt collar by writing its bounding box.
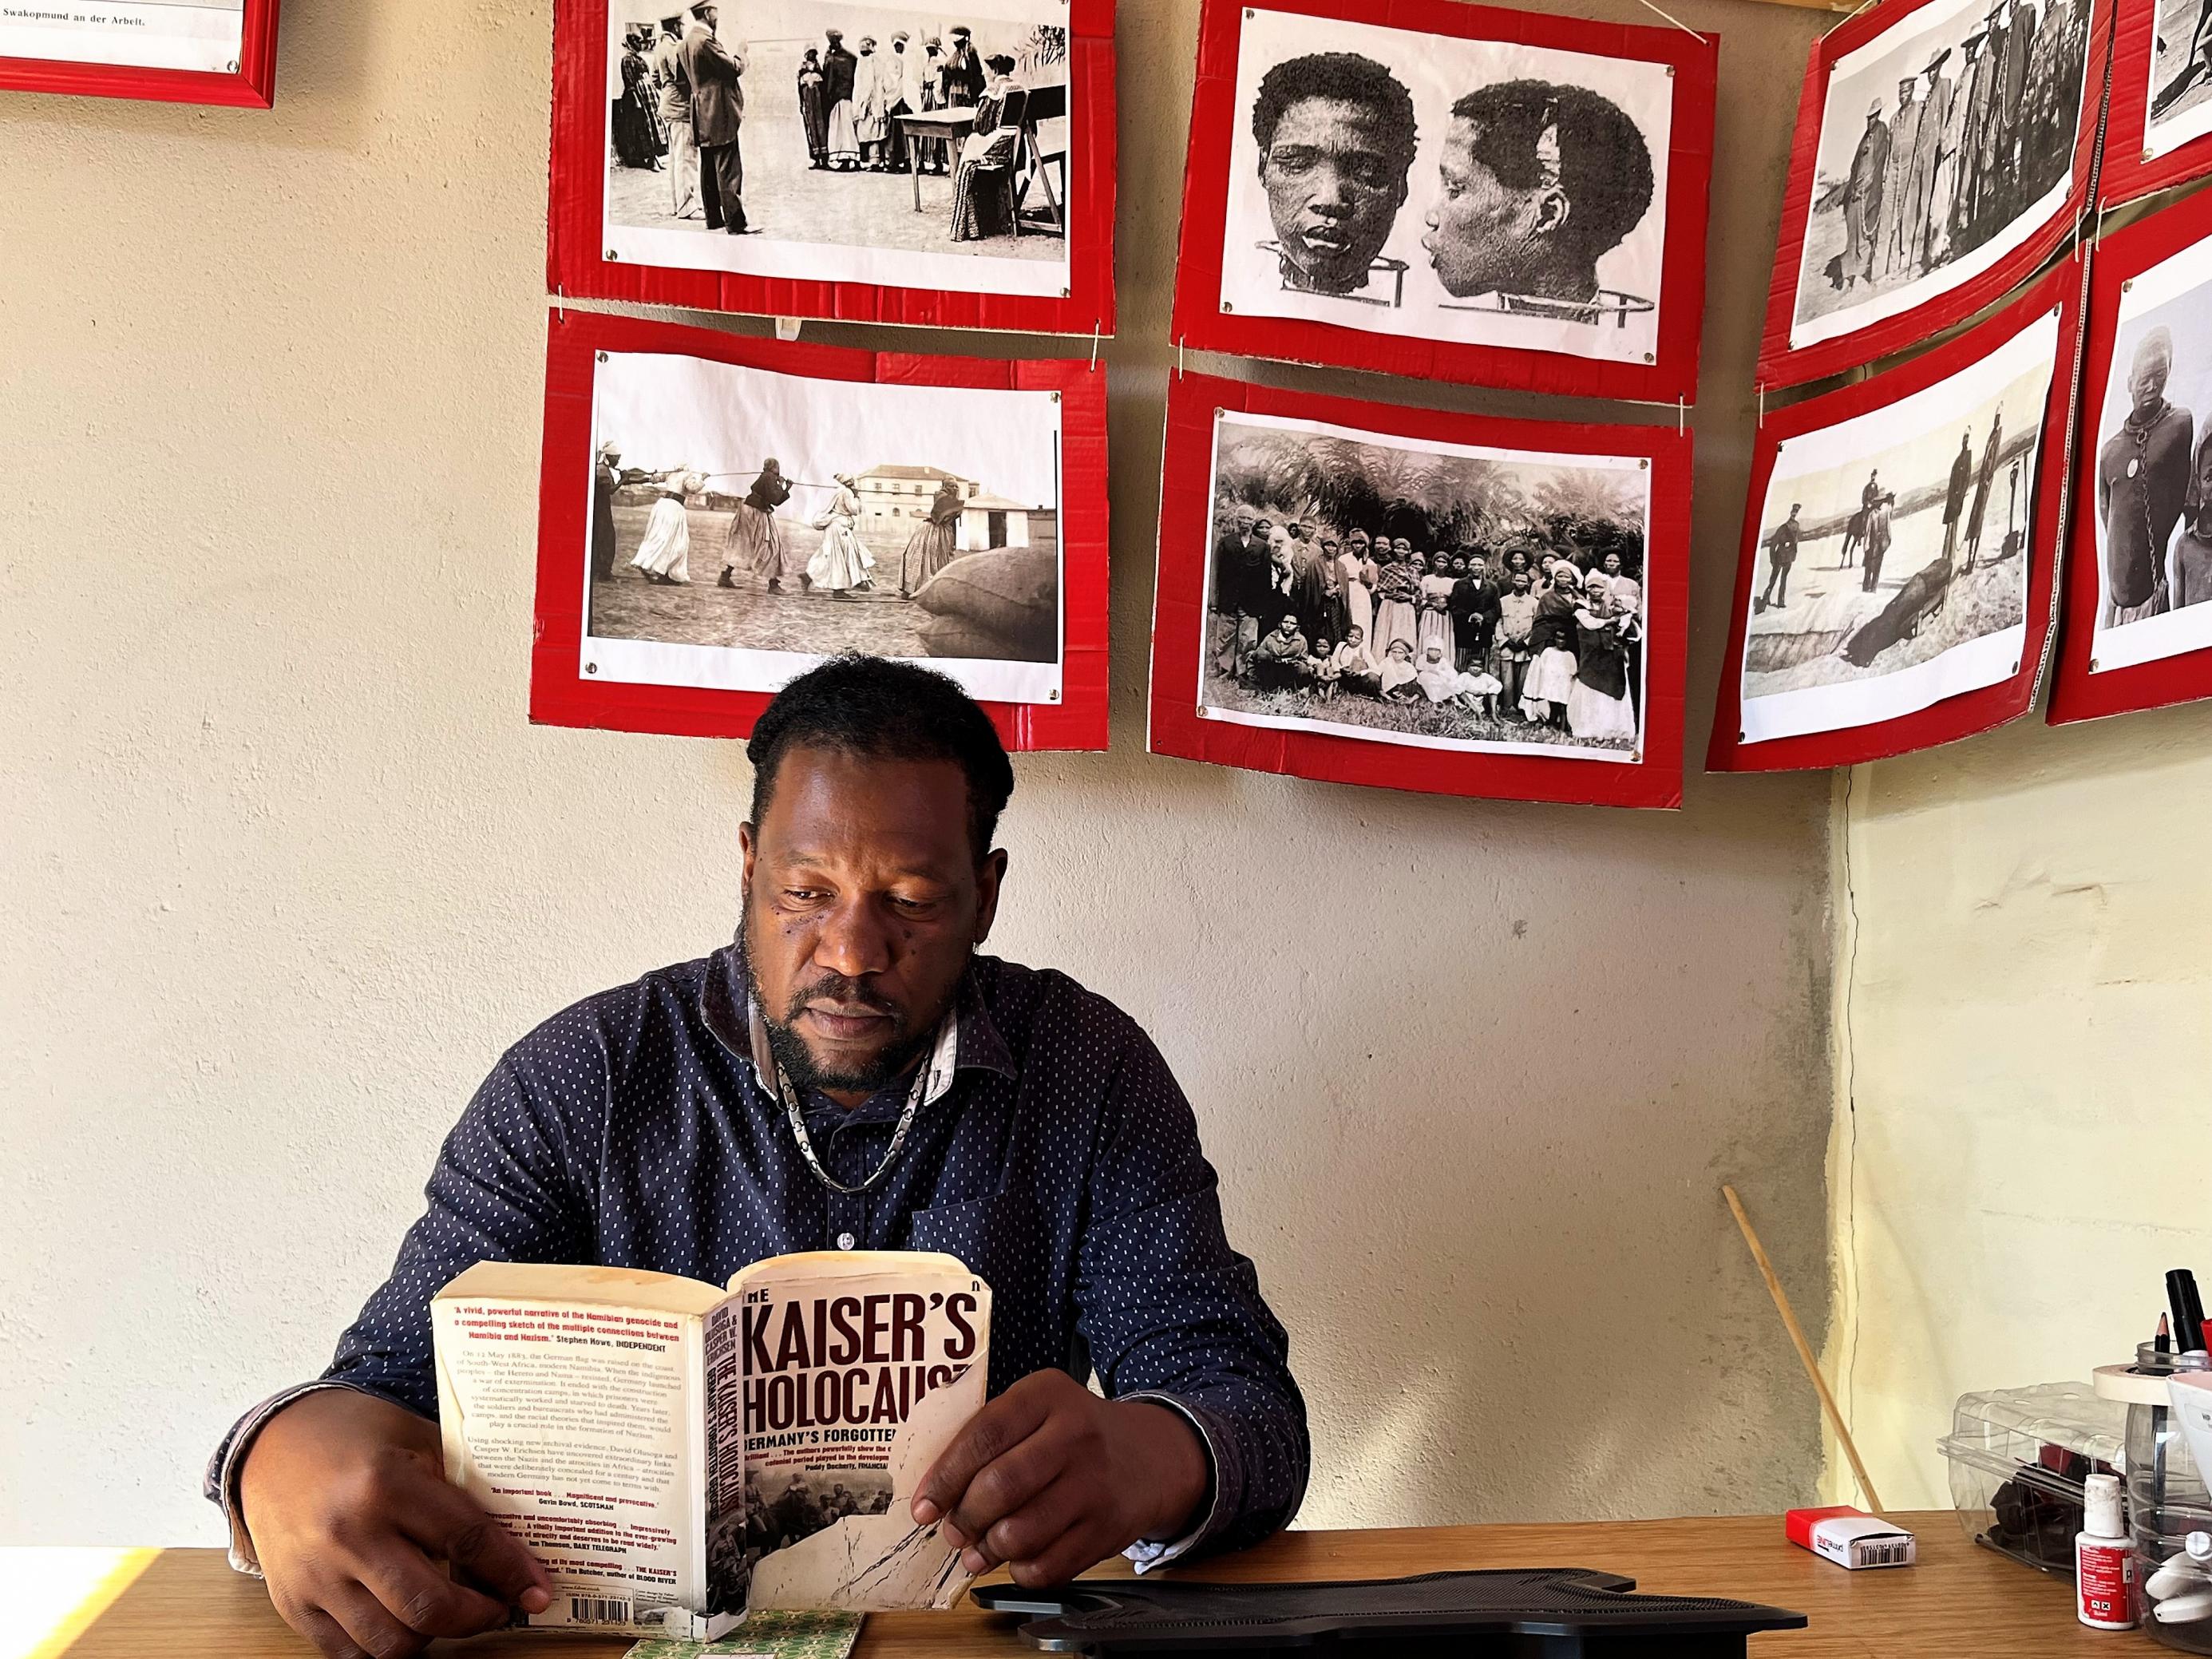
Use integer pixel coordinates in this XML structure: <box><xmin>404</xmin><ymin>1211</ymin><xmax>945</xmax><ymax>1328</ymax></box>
<box><xmin>700</xmin><ymin>936</ymin><xmax>1017</xmax><ymax>1099</ymax></box>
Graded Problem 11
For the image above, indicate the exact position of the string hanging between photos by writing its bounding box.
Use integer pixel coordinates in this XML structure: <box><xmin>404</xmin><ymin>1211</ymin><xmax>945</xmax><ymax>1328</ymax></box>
<box><xmin>1631</xmin><ymin>0</ymin><xmax>1710</xmax><ymax>42</ymax></box>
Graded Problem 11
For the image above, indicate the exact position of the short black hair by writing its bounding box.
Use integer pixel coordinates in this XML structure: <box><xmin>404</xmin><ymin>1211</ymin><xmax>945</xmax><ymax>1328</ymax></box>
<box><xmin>1449</xmin><ymin>80</ymin><xmax>1654</xmax><ymax>266</ymax></box>
<box><xmin>1252</xmin><ymin>52</ymin><xmax>1418</xmax><ymax>176</ymax></box>
<box><xmin>745</xmin><ymin>655</ymin><xmax>1014</xmax><ymax>864</ymax></box>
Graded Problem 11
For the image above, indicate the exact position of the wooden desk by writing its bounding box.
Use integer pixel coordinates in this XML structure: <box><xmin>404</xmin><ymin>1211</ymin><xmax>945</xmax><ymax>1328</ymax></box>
<box><xmin>896</xmin><ymin>109</ymin><xmax>974</xmax><ymax>210</ymax></box>
<box><xmin>55</xmin><ymin>1514</ymin><xmax>2170</xmax><ymax>1657</ymax></box>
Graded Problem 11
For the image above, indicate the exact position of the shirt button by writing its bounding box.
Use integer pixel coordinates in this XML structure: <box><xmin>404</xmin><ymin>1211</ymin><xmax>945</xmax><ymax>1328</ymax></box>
<box><xmin>837</xmin><ymin>1232</ymin><xmax>856</xmax><ymax>1250</ymax></box>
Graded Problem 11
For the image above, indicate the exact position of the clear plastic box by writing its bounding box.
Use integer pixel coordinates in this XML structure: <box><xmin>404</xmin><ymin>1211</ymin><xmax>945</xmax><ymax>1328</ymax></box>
<box><xmin>1937</xmin><ymin>1383</ymin><xmax>2128</xmax><ymax>1577</ymax></box>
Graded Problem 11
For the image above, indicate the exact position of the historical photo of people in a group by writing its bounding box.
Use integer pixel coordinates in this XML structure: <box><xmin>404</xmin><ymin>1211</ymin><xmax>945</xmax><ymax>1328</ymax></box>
<box><xmin>1213</xmin><ymin>6</ymin><xmax>1679</xmax><ymax>367</ymax></box>
<box><xmin>1198</xmin><ymin>410</ymin><xmax>1652</xmax><ymax>762</ymax></box>
<box><xmin>581</xmin><ymin>349</ymin><xmax>1065</xmax><ymax>705</ymax></box>
<box><xmin>1787</xmin><ymin>0</ymin><xmax>2092</xmax><ymax>350</ymax></box>
<box><xmin>1739</xmin><ymin>307</ymin><xmax>2061</xmax><ymax>743</ymax></box>
<box><xmin>2145</xmin><ymin>0</ymin><xmax>2212</xmax><ymax>156</ymax></box>
<box><xmin>602</xmin><ymin>0</ymin><xmax>1072</xmax><ymax>295</ymax></box>
<box><xmin>2082</xmin><ymin>228</ymin><xmax>2212</xmax><ymax>673</ymax></box>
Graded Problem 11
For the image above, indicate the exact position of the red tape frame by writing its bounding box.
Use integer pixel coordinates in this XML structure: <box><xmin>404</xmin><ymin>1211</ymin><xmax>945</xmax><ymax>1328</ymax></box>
<box><xmin>1148</xmin><ymin>372</ymin><xmax>1690</xmax><ymax>810</ymax></box>
<box><xmin>548</xmin><ymin>0</ymin><xmax>1116</xmax><ymax>336</ymax></box>
<box><xmin>2048</xmin><ymin>189</ymin><xmax>2212</xmax><ymax>723</ymax></box>
<box><xmin>2100</xmin><ymin>0</ymin><xmax>2212</xmax><ymax>205</ymax></box>
<box><xmin>1755</xmin><ymin>0</ymin><xmax>2110</xmax><ymax>390</ymax></box>
<box><xmin>532</xmin><ymin>310</ymin><xmax>1110</xmax><ymax>751</ymax></box>
<box><xmin>1711</xmin><ymin>258</ymin><xmax>2084</xmax><ymax>772</ymax></box>
<box><xmin>0</xmin><ymin>0</ymin><xmax>279</xmax><ymax>105</ymax></box>
<box><xmin>1168</xmin><ymin>0</ymin><xmax>1718</xmax><ymax>404</ymax></box>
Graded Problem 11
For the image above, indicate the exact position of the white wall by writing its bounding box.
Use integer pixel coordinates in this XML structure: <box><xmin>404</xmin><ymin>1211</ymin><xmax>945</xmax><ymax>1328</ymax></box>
<box><xmin>0</xmin><ymin>0</ymin><xmax>1837</xmax><ymax>1544</ymax></box>
<box><xmin>1838</xmin><ymin>707</ymin><xmax>2212</xmax><ymax>1509</ymax></box>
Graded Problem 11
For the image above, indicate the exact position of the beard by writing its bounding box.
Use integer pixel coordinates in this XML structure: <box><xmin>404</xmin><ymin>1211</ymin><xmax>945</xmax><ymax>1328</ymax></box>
<box><xmin>758</xmin><ymin>970</ymin><xmax>938</xmax><ymax>1095</ymax></box>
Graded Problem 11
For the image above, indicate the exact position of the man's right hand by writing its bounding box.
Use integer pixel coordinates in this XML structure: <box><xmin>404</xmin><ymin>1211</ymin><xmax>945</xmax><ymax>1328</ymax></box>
<box><xmin>237</xmin><ymin>1388</ymin><xmax>552</xmax><ymax>1659</ymax></box>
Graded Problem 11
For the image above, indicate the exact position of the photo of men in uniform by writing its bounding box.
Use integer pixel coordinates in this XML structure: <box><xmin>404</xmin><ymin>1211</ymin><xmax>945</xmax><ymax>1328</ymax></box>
<box><xmin>1790</xmin><ymin>0</ymin><xmax>2091</xmax><ymax>344</ymax></box>
<box><xmin>1217</xmin><ymin>6</ymin><xmax>1678</xmax><ymax>366</ymax></box>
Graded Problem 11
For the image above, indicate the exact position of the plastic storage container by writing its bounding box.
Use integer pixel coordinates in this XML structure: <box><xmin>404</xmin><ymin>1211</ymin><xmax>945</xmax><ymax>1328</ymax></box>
<box><xmin>2099</xmin><ymin>1347</ymin><xmax>2212</xmax><ymax>1653</ymax></box>
<box><xmin>1938</xmin><ymin>1383</ymin><xmax>2128</xmax><ymax>1576</ymax></box>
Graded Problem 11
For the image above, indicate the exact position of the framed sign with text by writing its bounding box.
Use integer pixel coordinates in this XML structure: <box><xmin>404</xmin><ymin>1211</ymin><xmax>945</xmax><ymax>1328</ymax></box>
<box><xmin>0</xmin><ymin>0</ymin><xmax>279</xmax><ymax>106</ymax></box>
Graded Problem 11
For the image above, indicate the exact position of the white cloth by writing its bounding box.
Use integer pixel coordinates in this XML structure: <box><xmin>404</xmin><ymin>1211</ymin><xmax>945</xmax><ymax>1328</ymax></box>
<box><xmin>807</xmin><ymin>487</ymin><xmax>875</xmax><ymax>589</ymax></box>
<box><xmin>1568</xmin><ymin>679</ymin><xmax>1636</xmax><ymax>741</ymax></box>
<box><xmin>630</xmin><ymin>495</ymin><xmax>691</xmax><ymax>581</ymax></box>
<box><xmin>853</xmin><ymin>53</ymin><xmax>886</xmax><ymax>141</ymax></box>
<box><xmin>1337</xmin><ymin>552</ymin><xmax>1373</xmax><ymax>651</ymax></box>
<box><xmin>1379</xmin><ymin>654</ymin><xmax>1419</xmax><ymax>695</ymax></box>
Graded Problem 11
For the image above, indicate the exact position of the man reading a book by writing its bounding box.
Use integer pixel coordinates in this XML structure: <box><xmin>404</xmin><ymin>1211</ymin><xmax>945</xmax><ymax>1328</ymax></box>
<box><xmin>208</xmin><ymin>655</ymin><xmax>1309</xmax><ymax>1659</ymax></box>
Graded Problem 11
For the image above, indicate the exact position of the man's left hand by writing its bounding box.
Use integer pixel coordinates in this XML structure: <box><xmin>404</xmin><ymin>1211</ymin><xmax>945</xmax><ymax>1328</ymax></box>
<box><xmin>911</xmin><ymin>1370</ymin><xmax>1209</xmax><ymax>1587</ymax></box>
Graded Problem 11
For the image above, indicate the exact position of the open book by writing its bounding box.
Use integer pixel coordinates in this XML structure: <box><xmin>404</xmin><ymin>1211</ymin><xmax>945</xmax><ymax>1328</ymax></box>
<box><xmin>430</xmin><ymin>1252</ymin><xmax>991</xmax><ymax>1637</ymax></box>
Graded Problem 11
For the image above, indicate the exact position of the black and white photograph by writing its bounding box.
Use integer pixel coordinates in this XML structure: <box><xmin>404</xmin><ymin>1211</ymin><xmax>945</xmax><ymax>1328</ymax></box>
<box><xmin>1199</xmin><ymin>410</ymin><xmax>1651</xmax><ymax>762</ymax></box>
<box><xmin>2145</xmin><ymin>0</ymin><xmax>2212</xmax><ymax>156</ymax></box>
<box><xmin>1787</xmin><ymin>0</ymin><xmax>2092</xmax><ymax>351</ymax></box>
<box><xmin>1217</xmin><ymin>6</ymin><xmax>1677</xmax><ymax>368</ymax></box>
<box><xmin>584</xmin><ymin>350</ymin><xmax>1064</xmax><ymax>705</ymax></box>
<box><xmin>1739</xmin><ymin>307</ymin><xmax>2060</xmax><ymax>743</ymax></box>
<box><xmin>2084</xmin><ymin>228</ymin><xmax>2212</xmax><ymax>673</ymax></box>
<box><xmin>603</xmin><ymin>0</ymin><xmax>1072</xmax><ymax>297</ymax></box>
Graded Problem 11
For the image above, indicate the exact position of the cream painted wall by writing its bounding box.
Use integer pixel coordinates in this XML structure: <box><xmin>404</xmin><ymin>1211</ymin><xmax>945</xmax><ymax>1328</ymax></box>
<box><xmin>0</xmin><ymin>0</ymin><xmax>1837</xmax><ymax>1545</ymax></box>
<box><xmin>1838</xmin><ymin>707</ymin><xmax>2212</xmax><ymax>1510</ymax></box>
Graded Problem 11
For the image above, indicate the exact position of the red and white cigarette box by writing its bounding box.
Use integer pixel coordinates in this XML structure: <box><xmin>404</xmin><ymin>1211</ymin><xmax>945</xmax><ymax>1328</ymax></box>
<box><xmin>1785</xmin><ymin>1507</ymin><xmax>1917</xmax><ymax>1570</ymax></box>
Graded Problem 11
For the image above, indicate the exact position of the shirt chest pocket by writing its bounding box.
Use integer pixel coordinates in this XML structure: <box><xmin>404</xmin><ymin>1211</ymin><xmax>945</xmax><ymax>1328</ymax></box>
<box><xmin>903</xmin><ymin>1187</ymin><xmax>1037</xmax><ymax>1294</ymax></box>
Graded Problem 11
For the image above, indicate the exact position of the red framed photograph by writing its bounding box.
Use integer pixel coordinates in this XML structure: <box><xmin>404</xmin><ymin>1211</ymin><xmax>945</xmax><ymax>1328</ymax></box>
<box><xmin>0</xmin><ymin>0</ymin><xmax>278</xmax><ymax>105</ymax></box>
<box><xmin>550</xmin><ymin>0</ymin><xmax>1114</xmax><ymax>336</ymax></box>
<box><xmin>1148</xmin><ymin>371</ymin><xmax>1689</xmax><ymax>810</ymax></box>
<box><xmin>1167</xmin><ymin>0</ymin><xmax>1718</xmax><ymax>403</ymax></box>
<box><xmin>533</xmin><ymin>309</ymin><xmax>1108</xmax><ymax>751</ymax></box>
<box><xmin>1711</xmin><ymin>258</ymin><xmax>2083</xmax><ymax>772</ymax></box>
<box><xmin>2099</xmin><ymin>0</ymin><xmax>2212</xmax><ymax>206</ymax></box>
<box><xmin>2048</xmin><ymin>189</ymin><xmax>2212</xmax><ymax>723</ymax></box>
<box><xmin>1755</xmin><ymin>0</ymin><xmax>2107</xmax><ymax>390</ymax></box>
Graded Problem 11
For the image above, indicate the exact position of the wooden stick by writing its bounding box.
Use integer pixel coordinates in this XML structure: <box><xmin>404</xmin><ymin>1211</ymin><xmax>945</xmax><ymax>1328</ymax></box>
<box><xmin>1722</xmin><ymin>1182</ymin><xmax>1886</xmax><ymax>1515</ymax></box>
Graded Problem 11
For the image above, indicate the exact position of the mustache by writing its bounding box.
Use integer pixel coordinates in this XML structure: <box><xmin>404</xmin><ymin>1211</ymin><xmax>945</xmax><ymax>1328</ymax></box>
<box><xmin>785</xmin><ymin>972</ymin><xmax>902</xmax><ymax>1022</ymax></box>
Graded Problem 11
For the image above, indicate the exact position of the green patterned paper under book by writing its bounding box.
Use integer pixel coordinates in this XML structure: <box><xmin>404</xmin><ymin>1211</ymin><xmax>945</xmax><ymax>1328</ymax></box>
<box><xmin>625</xmin><ymin>1608</ymin><xmax>863</xmax><ymax>1659</ymax></box>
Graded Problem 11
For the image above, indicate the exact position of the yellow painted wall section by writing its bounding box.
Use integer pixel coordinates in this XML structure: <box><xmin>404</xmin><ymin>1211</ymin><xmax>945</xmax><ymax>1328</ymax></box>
<box><xmin>1840</xmin><ymin>703</ymin><xmax>2212</xmax><ymax>1509</ymax></box>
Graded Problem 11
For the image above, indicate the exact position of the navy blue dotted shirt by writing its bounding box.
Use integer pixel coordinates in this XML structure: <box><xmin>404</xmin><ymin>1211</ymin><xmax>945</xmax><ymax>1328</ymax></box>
<box><xmin>207</xmin><ymin>940</ymin><xmax>1308</xmax><ymax>1570</ymax></box>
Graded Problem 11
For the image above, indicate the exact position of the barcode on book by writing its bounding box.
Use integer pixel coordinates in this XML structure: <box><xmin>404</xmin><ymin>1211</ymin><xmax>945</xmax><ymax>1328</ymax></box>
<box><xmin>569</xmin><ymin>1598</ymin><xmax>631</xmax><ymax>1623</ymax></box>
<box><xmin>1858</xmin><ymin>1542</ymin><xmax>1910</xmax><ymax>1566</ymax></box>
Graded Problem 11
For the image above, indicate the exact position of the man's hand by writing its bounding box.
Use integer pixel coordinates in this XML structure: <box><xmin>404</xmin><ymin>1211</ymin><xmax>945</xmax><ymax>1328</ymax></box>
<box><xmin>237</xmin><ymin>1389</ymin><xmax>552</xmax><ymax>1659</ymax></box>
<box><xmin>910</xmin><ymin>1371</ymin><xmax>1210</xmax><ymax>1587</ymax></box>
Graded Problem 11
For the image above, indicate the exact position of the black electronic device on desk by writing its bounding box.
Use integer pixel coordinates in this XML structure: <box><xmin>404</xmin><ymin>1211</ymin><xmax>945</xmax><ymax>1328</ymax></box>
<box><xmin>975</xmin><ymin>1567</ymin><xmax>1807</xmax><ymax>1656</ymax></box>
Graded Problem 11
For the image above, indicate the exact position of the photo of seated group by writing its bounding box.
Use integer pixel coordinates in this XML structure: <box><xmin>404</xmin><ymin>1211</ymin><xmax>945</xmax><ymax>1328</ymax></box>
<box><xmin>601</xmin><ymin>0</ymin><xmax>1071</xmax><ymax>297</ymax></box>
<box><xmin>580</xmin><ymin>346</ymin><xmax>1066</xmax><ymax>707</ymax></box>
<box><xmin>1200</xmin><ymin>410</ymin><xmax>1649</xmax><ymax>762</ymax></box>
<box><xmin>1209</xmin><ymin>5</ymin><xmax>1680</xmax><ymax>369</ymax></box>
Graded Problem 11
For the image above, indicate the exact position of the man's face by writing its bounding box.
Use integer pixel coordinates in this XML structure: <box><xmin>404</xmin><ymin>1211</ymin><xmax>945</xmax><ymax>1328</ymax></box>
<box><xmin>1512</xmin><ymin>574</ymin><xmax>1530</xmax><ymax>593</ymax></box>
<box><xmin>1235</xmin><ymin>513</ymin><xmax>1254</xmax><ymax>537</ymax></box>
<box><xmin>894</xmin><ymin>39</ymin><xmax>905</xmax><ymax>53</ymax></box>
<box><xmin>1425</xmin><ymin>117</ymin><xmax>1551</xmax><ymax>298</ymax></box>
<box><xmin>698</xmin><ymin>5</ymin><xmax>717</xmax><ymax>27</ymax></box>
<box><xmin>1280</xmin><ymin>614</ymin><xmax>1300</xmax><ymax>635</ymax></box>
<box><xmin>1450</xmin><ymin>556</ymin><xmax>1467</xmax><ymax>575</ymax></box>
<box><xmin>740</xmin><ymin>746</ymin><xmax>1003</xmax><ymax>1097</ymax></box>
<box><xmin>2131</xmin><ymin>346</ymin><xmax>2171</xmax><ymax>417</ymax></box>
<box><xmin>1259</xmin><ymin>95</ymin><xmax>1409</xmax><ymax>293</ymax></box>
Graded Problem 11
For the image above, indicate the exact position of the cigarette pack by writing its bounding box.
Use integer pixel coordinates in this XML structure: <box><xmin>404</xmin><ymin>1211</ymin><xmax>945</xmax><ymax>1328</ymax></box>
<box><xmin>1785</xmin><ymin>1507</ymin><xmax>1917</xmax><ymax>1570</ymax></box>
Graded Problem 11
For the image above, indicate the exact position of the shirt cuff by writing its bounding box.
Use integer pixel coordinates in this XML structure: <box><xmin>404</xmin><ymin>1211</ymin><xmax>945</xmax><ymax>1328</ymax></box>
<box><xmin>206</xmin><ymin>1380</ymin><xmax>376</xmax><ymax>1575</ymax></box>
<box><xmin>1116</xmin><ymin>1391</ymin><xmax>1223</xmax><ymax>1574</ymax></box>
